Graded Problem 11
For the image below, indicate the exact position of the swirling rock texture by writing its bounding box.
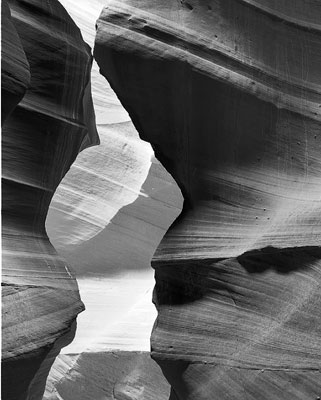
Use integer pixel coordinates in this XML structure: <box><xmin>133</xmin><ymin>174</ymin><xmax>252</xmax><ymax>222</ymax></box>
<box><xmin>2</xmin><ymin>0</ymin><xmax>98</xmax><ymax>398</ymax></box>
<box><xmin>95</xmin><ymin>1</ymin><xmax>321</xmax><ymax>399</ymax></box>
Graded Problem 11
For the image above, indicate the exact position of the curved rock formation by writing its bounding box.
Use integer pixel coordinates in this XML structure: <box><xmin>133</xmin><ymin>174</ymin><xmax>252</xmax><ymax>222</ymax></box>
<box><xmin>94</xmin><ymin>1</ymin><xmax>321</xmax><ymax>398</ymax></box>
<box><xmin>47</xmin><ymin>153</ymin><xmax>181</xmax><ymax>278</ymax></box>
<box><xmin>1</xmin><ymin>0</ymin><xmax>98</xmax><ymax>398</ymax></box>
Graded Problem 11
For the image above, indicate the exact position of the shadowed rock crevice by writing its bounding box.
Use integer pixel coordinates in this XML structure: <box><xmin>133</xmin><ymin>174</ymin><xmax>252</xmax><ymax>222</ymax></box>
<box><xmin>238</xmin><ymin>245</ymin><xmax>321</xmax><ymax>274</ymax></box>
<box><xmin>153</xmin><ymin>246</ymin><xmax>321</xmax><ymax>307</ymax></box>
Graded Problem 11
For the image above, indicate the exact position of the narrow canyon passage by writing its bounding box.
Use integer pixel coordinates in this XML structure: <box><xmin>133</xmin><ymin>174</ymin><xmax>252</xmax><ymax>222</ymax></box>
<box><xmin>45</xmin><ymin>105</ymin><xmax>183</xmax><ymax>399</ymax></box>
<box><xmin>43</xmin><ymin>0</ymin><xmax>183</xmax><ymax>398</ymax></box>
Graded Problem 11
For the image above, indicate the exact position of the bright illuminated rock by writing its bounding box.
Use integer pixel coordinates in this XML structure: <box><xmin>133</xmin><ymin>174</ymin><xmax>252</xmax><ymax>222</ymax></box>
<box><xmin>44</xmin><ymin>352</ymin><xmax>170</xmax><ymax>400</ymax></box>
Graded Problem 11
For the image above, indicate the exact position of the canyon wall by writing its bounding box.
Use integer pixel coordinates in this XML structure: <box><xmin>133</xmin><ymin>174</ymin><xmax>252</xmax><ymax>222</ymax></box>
<box><xmin>94</xmin><ymin>1</ymin><xmax>321</xmax><ymax>399</ymax></box>
<box><xmin>1</xmin><ymin>0</ymin><xmax>30</xmax><ymax>124</ymax></box>
<box><xmin>1</xmin><ymin>0</ymin><xmax>98</xmax><ymax>398</ymax></box>
<box><xmin>3</xmin><ymin>0</ymin><xmax>321</xmax><ymax>398</ymax></box>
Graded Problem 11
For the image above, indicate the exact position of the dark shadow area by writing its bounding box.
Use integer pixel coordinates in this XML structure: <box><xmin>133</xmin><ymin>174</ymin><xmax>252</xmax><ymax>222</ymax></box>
<box><xmin>155</xmin><ymin>358</ymin><xmax>190</xmax><ymax>400</ymax></box>
<box><xmin>153</xmin><ymin>245</ymin><xmax>321</xmax><ymax>307</ymax></box>
<box><xmin>153</xmin><ymin>258</ymin><xmax>218</xmax><ymax>306</ymax></box>
<box><xmin>1</xmin><ymin>318</ymin><xmax>77</xmax><ymax>400</ymax></box>
<box><xmin>238</xmin><ymin>245</ymin><xmax>321</xmax><ymax>274</ymax></box>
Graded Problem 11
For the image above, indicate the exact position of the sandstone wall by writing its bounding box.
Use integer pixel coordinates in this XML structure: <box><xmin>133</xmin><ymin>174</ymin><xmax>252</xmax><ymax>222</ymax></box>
<box><xmin>2</xmin><ymin>0</ymin><xmax>97</xmax><ymax>398</ymax></box>
<box><xmin>94</xmin><ymin>1</ymin><xmax>321</xmax><ymax>398</ymax></box>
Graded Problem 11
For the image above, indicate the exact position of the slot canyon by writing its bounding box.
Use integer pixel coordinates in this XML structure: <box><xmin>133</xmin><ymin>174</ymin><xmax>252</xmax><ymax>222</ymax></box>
<box><xmin>2</xmin><ymin>1</ymin><xmax>321</xmax><ymax>399</ymax></box>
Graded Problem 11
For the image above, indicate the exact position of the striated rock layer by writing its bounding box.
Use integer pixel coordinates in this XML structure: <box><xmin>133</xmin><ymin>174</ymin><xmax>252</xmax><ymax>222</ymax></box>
<box><xmin>1</xmin><ymin>0</ymin><xmax>30</xmax><ymax>125</ymax></box>
<box><xmin>95</xmin><ymin>1</ymin><xmax>321</xmax><ymax>399</ymax></box>
<box><xmin>2</xmin><ymin>0</ymin><xmax>98</xmax><ymax>399</ymax></box>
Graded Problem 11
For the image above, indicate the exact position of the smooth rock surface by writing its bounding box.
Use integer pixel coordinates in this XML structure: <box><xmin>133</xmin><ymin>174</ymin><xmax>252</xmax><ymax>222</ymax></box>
<box><xmin>1</xmin><ymin>0</ymin><xmax>98</xmax><ymax>398</ymax></box>
<box><xmin>94</xmin><ymin>1</ymin><xmax>321</xmax><ymax>398</ymax></box>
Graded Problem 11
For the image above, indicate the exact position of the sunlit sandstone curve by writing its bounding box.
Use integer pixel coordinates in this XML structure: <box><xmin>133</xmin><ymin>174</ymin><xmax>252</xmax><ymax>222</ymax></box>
<box><xmin>94</xmin><ymin>1</ymin><xmax>321</xmax><ymax>399</ymax></box>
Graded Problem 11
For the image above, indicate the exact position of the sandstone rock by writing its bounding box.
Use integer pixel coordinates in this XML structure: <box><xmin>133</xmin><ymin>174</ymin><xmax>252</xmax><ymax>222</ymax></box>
<box><xmin>94</xmin><ymin>1</ymin><xmax>321</xmax><ymax>398</ymax></box>
<box><xmin>2</xmin><ymin>0</ymin><xmax>98</xmax><ymax>398</ymax></box>
<box><xmin>1</xmin><ymin>0</ymin><xmax>30</xmax><ymax>124</ymax></box>
<box><xmin>44</xmin><ymin>352</ymin><xmax>170</xmax><ymax>400</ymax></box>
<box><xmin>47</xmin><ymin>156</ymin><xmax>182</xmax><ymax>278</ymax></box>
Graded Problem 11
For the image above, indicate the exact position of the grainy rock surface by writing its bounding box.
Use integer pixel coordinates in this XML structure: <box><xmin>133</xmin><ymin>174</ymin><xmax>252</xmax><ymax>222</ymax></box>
<box><xmin>94</xmin><ymin>1</ymin><xmax>321</xmax><ymax>398</ymax></box>
<box><xmin>1</xmin><ymin>0</ymin><xmax>98</xmax><ymax>398</ymax></box>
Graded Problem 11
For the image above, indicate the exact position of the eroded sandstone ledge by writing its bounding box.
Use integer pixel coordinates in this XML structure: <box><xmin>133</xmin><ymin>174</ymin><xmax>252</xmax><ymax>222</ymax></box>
<box><xmin>94</xmin><ymin>1</ymin><xmax>321</xmax><ymax>398</ymax></box>
<box><xmin>2</xmin><ymin>0</ymin><xmax>98</xmax><ymax>398</ymax></box>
